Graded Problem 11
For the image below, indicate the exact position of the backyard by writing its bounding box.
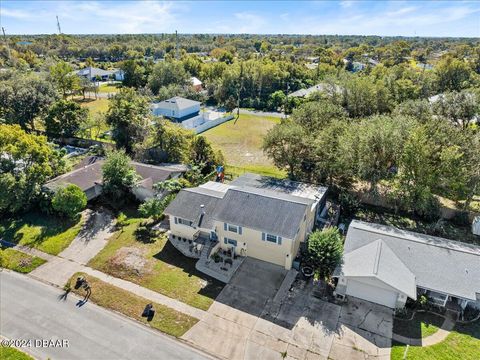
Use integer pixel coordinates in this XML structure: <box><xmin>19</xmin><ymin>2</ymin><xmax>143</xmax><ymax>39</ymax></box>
<box><xmin>88</xmin><ymin>216</ymin><xmax>224</xmax><ymax>310</ymax></box>
<box><xmin>0</xmin><ymin>212</ymin><xmax>84</xmax><ymax>255</ymax></box>
<box><xmin>203</xmin><ymin>113</ymin><xmax>286</xmax><ymax>178</ymax></box>
<box><xmin>391</xmin><ymin>320</ymin><xmax>480</xmax><ymax>360</ymax></box>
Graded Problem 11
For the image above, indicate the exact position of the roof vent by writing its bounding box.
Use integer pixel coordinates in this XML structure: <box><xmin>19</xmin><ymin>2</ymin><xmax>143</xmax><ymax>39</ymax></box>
<box><xmin>200</xmin><ymin>204</ymin><xmax>205</xmax><ymax>215</ymax></box>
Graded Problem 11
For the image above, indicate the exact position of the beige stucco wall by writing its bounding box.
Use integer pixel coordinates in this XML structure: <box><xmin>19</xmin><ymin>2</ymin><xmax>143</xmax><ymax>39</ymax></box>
<box><xmin>214</xmin><ymin>221</ymin><xmax>296</xmax><ymax>269</ymax></box>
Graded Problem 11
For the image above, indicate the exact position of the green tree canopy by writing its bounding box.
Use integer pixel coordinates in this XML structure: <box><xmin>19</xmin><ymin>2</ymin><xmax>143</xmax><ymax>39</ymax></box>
<box><xmin>49</xmin><ymin>61</ymin><xmax>80</xmax><ymax>98</ymax></box>
<box><xmin>101</xmin><ymin>150</ymin><xmax>138</xmax><ymax>203</ymax></box>
<box><xmin>51</xmin><ymin>184</ymin><xmax>87</xmax><ymax>219</ymax></box>
<box><xmin>0</xmin><ymin>124</ymin><xmax>65</xmax><ymax>214</ymax></box>
<box><xmin>307</xmin><ymin>227</ymin><xmax>343</xmax><ymax>279</ymax></box>
<box><xmin>105</xmin><ymin>88</ymin><xmax>150</xmax><ymax>154</ymax></box>
<box><xmin>45</xmin><ymin>100</ymin><xmax>88</xmax><ymax>137</ymax></box>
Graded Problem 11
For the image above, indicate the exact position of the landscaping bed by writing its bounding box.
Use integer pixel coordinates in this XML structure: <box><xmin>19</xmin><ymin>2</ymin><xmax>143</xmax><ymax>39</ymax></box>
<box><xmin>0</xmin><ymin>212</ymin><xmax>84</xmax><ymax>255</ymax></box>
<box><xmin>88</xmin><ymin>217</ymin><xmax>224</xmax><ymax>310</ymax></box>
<box><xmin>0</xmin><ymin>247</ymin><xmax>46</xmax><ymax>273</ymax></box>
<box><xmin>66</xmin><ymin>272</ymin><xmax>198</xmax><ymax>338</ymax></box>
<box><xmin>391</xmin><ymin>320</ymin><xmax>480</xmax><ymax>360</ymax></box>
<box><xmin>393</xmin><ymin>312</ymin><xmax>444</xmax><ymax>339</ymax></box>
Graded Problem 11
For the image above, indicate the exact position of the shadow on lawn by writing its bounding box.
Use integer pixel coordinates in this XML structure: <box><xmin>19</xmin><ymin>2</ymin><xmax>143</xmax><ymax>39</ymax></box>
<box><xmin>393</xmin><ymin>312</ymin><xmax>445</xmax><ymax>339</ymax></box>
<box><xmin>0</xmin><ymin>212</ymin><xmax>81</xmax><ymax>247</ymax></box>
<box><xmin>152</xmin><ymin>241</ymin><xmax>224</xmax><ymax>301</ymax></box>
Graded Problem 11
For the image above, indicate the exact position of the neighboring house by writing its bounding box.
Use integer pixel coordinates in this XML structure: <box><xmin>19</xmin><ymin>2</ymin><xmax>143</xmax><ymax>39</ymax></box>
<box><xmin>151</xmin><ymin>97</ymin><xmax>201</xmax><ymax>121</ymax></box>
<box><xmin>290</xmin><ymin>83</ymin><xmax>342</xmax><ymax>98</ymax></box>
<box><xmin>334</xmin><ymin>220</ymin><xmax>480</xmax><ymax>311</ymax></box>
<box><xmin>76</xmin><ymin>67</ymin><xmax>124</xmax><ymax>81</ymax></box>
<box><xmin>44</xmin><ymin>156</ymin><xmax>186</xmax><ymax>202</ymax></box>
<box><xmin>190</xmin><ymin>77</ymin><xmax>203</xmax><ymax>91</ymax></box>
<box><xmin>164</xmin><ymin>173</ymin><xmax>328</xmax><ymax>271</ymax></box>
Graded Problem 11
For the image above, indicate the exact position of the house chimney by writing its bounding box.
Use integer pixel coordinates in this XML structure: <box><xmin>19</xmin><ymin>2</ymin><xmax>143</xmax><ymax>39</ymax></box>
<box><xmin>200</xmin><ymin>204</ymin><xmax>205</xmax><ymax>215</ymax></box>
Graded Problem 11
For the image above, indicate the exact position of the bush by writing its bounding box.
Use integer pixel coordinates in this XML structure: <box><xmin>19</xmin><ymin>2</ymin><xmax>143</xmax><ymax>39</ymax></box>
<box><xmin>307</xmin><ymin>227</ymin><xmax>343</xmax><ymax>279</ymax></box>
<box><xmin>51</xmin><ymin>184</ymin><xmax>87</xmax><ymax>219</ymax></box>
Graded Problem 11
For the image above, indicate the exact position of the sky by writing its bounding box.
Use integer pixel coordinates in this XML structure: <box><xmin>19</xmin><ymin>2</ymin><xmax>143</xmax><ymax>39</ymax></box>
<box><xmin>2</xmin><ymin>1</ymin><xmax>479</xmax><ymax>37</ymax></box>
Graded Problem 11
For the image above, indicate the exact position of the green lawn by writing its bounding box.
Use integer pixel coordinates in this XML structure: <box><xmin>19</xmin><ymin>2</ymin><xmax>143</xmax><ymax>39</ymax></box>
<box><xmin>0</xmin><ymin>247</ymin><xmax>46</xmax><ymax>273</ymax></box>
<box><xmin>67</xmin><ymin>272</ymin><xmax>198</xmax><ymax>338</ymax></box>
<box><xmin>78</xmin><ymin>98</ymin><xmax>110</xmax><ymax>116</ymax></box>
<box><xmin>88</xmin><ymin>217</ymin><xmax>224</xmax><ymax>310</ymax></box>
<box><xmin>0</xmin><ymin>347</ymin><xmax>34</xmax><ymax>360</ymax></box>
<box><xmin>391</xmin><ymin>320</ymin><xmax>480</xmax><ymax>360</ymax></box>
<box><xmin>98</xmin><ymin>83</ymin><xmax>121</xmax><ymax>93</ymax></box>
<box><xmin>203</xmin><ymin>114</ymin><xmax>286</xmax><ymax>179</ymax></box>
<box><xmin>0</xmin><ymin>212</ymin><xmax>84</xmax><ymax>255</ymax></box>
<box><xmin>393</xmin><ymin>312</ymin><xmax>444</xmax><ymax>339</ymax></box>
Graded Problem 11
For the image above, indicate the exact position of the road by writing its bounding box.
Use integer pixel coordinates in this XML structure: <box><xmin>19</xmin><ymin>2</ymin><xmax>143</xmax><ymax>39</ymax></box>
<box><xmin>0</xmin><ymin>271</ymin><xmax>211</xmax><ymax>360</ymax></box>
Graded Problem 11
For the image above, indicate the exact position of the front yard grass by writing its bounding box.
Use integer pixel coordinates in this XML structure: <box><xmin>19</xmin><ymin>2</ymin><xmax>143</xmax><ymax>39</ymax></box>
<box><xmin>88</xmin><ymin>217</ymin><xmax>224</xmax><ymax>310</ymax></box>
<box><xmin>67</xmin><ymin>272</ymin><xmax>198</xmax><ymax>338</ymax></box>
<box><xmin>0</xmin><ymin>247</ymin><xmax>46</xmax><ymax>273</ymax></box>
<box><xmin>0</xmin><ymin>347</ymin><xmax>34</xmax><ymax>360</ymax></box>
<box><xmin>391</xmin><ymin>320</ymin><xmax>480</xmax><ymax>360</ymax></box>
<box><xmin>393</xmin><ymin>312</ymin><xmax>444</xmax><ymax>339</ymax></box>
<box><xmin>0</xmin><ymin>212</ymin><xmax>84</xmax><ymax>255</ymax></box>
<box><xmin>203</xmin><ymin>113</ymin><xmax>285</xmax><ymax>179</ymax></box>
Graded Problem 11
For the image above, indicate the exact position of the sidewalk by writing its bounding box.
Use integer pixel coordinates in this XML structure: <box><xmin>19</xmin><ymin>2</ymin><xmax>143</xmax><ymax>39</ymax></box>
<box><xmin>8</xmin><ymin>238</ymin><xmax>206</xmax><ymax>321</ymax></box>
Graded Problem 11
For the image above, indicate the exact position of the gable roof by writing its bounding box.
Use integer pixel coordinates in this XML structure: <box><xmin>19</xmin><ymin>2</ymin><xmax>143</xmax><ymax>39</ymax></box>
<box><xmin>344</xmin><ymin>220</ymin><xmax>480</xmax><ymax>301</ymax></box>
<box><xmin>152</xmin><ymin>97</ymin><xmax>200</xmax><ymax>112</ymax></box>
<box><xmin>341</xmin><ymin>239</ymin><xmax>416</xmax><ymax>299</ymax></box>
<box><xmin>77</xmin><ymin>67</ymin><xmax>114</xmax><ymax>78</ymax></box>
<box><xmin>45</xmin><ymin>157</ymin><xmax>185</xmax><ymax>194</ymax></box>
<box><xmin>165</xmin><ymin>173</ymin><xmax>328</xmax><ymax>239</ymax></box>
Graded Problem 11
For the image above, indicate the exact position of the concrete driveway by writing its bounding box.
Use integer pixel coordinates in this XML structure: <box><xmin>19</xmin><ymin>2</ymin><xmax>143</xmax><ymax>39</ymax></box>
<box><xmin>330</xmin><ymin>297</ymin><xmax>393</xmax><ymax>360</ymax></box>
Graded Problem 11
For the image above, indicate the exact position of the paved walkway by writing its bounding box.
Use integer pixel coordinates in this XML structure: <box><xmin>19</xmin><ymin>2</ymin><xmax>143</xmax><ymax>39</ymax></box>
<box><xmin>392</xmin><ymin>312</ymin><xmax>456</xmax><ymax>346</ymax></box>
<box><xmin>7</xmin><ymin>226</ymin><xmax>206</xmax><ymax>320</ymax></box>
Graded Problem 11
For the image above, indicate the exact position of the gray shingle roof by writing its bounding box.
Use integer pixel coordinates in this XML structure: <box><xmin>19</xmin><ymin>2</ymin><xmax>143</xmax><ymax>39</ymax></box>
<box><xmin>341</xmin><ymin>239</ymin><xmax>417</xmax><ymax>299</ymax></box>
<box><xmin>344</xmin><ymin>220</ymin><xmax>480</xmax><ymax>301</ymax></box>
<box><xmin>165</xmin><ymin>173</ymin><xmax>328</xmax><ymax>239</ymax></box>
<box><xmin>152</xmin><ymin>97</ymin><xmax>200</xmax><ymax>112</ymax></box>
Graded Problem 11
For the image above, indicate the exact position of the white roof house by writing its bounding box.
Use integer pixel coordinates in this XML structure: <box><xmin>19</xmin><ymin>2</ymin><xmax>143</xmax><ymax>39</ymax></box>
<box><xmin>151</xmin><ymin>96</ymin><xmax>201</xmax><ymax>121</ymax></box>
<box><xmin>334</xmin><ymin>220</ymin><xmax>480</xmax><ymax>309</ymax></box>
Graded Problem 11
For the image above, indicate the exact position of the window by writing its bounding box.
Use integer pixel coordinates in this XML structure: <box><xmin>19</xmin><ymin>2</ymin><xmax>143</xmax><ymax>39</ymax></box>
<box><xmin>224</xmin><ymin>223</ymin><xmax>242</xmax><ymax>234</ymax></box>
<box><xmin>176</xmin><ymin>217</ymin><xmax>193</xmax><ymax>226</ymax></box>
<box><xmin>224</xmin><ymin>238</ymin><xmax>237</xmax><ymax>246</ymax></box>
<box><xmin>262</xmin><ymin>233</ymin><xmax>282</xmax><ymax>245</ymax></box>
<box><xmin>228</xmin><ymin>224</ymin><xmax>238</xmax><ymax>233</ymax></box>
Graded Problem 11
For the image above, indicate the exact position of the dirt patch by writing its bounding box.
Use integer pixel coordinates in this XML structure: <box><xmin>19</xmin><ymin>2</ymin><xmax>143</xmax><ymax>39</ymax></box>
<box><xmin>109</xmin><ymin>246</ymin><xmax>151</xmax><ymax>276</ymax></box>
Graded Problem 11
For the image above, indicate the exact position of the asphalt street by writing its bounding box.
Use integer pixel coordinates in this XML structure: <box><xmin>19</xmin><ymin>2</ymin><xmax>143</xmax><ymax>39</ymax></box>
<box><xmin>0</xmin><ymin>271</ymin><xmax>211</xmax><ymax>360</ymax></box>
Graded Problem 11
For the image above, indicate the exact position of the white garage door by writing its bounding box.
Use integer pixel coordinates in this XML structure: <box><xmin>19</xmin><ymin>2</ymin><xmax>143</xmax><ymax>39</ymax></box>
<box><xmin>346</xmin><ymin>279</ymin><xmax>398</xmax><ymax>308</ymax></box>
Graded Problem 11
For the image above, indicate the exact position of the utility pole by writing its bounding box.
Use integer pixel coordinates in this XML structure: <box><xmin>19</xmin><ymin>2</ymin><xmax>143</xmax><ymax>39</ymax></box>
<box><xmin>1</xmin><ymin>27</ymin><xmax>11</xmax><ymax>60</ymax></box>
<box><xmin>284</xmin><ymin>82</ymin><xmax>289</xmax><ymax>120</ymax></box>
<box><xmin>56</xmin><ymin>15</ymin><xmax>62</xmax><ymax>34</ymax></box>
<box><xmin>235</xmin><ymin>62</ymin><xmax>244</xmax><ymax>124</ymax></box>
<box><xmin>175</xmin><ymin>30</ymin><xmax>179</xmax><ymax>60</ymax></box>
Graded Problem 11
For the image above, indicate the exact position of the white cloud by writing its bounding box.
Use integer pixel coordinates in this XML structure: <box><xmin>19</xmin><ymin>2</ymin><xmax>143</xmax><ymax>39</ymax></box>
<box><xmin>233</xmin><ymin>12</ymin><xmax>267</xmax><ymax>33</ymax></box>
<box><xmin>340</xmin><ymin>1</ymin><xmax>354</xmax><ymax>9</ymax></box>
<box><xmin>2</xmin><ymin>8</ymin><xmax>35</xmax><ymax>19</ymax></box>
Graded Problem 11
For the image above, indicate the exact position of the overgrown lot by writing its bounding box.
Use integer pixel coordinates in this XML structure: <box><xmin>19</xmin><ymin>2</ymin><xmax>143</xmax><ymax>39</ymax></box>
<box><xmin>0</xmin><ymin>247</ymin><xmax>46</xmax><ymax>273</ymax></box>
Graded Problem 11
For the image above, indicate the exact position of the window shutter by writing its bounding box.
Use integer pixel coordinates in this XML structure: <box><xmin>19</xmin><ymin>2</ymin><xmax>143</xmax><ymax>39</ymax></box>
<box><xmin>239</xmin><ymin>226</ymin><xmax>242</xmax><ymax>235</ymax></box>
<box><xmin>278</xmin><ymin>237</ymin><xmax>282</xmax><ymax>245</ymax></box>
<box><xmin>224</xmin><ymin>222</ymin><xmax>227</xmax><ymax>231</ymax></box>
<box><xmin>262</xmin><ymin>232</ymin><xmax>265</xmax><ymax>241</ymax></box>
<box><xmin>174</xmin><ymin>217</ymin><xmax>178</xmax><ymax>224</ymax></box>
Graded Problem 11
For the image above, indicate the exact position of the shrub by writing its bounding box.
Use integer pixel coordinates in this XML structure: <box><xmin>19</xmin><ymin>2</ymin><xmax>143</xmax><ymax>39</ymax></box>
<box><xmin>51</xmin><ymin>184</ymin><xmax>87</xmax><ymax>219</ymax></box>
<box><xmin>307</xmin><ymin>227</ymin><xmax>343</xmax><ymax>280</ymax></box>
<box><xmin>338</xmin><ymin>191</ymin><xmax>360</xmax><ymax>216</ymax></box>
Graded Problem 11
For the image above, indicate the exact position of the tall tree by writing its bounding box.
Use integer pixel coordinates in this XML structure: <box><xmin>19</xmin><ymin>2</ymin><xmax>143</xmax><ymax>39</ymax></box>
<box><xmin>102</xmin><ymin>150</ymin><xmax>138</xmax><ymax>203</ymax></box>
<box><xmin>49</xmin><ymin>61</ymin><xmax>80</xmax><ymax>98</ymax></box>
<box><xmin>44</xmin><ymin>100</ymin><xmax>88</xmax><ymax>137</ymax></box>
<box><xmin>105</xmin><ymin>88</ymin><xmax>150</xmax><ymax>154</ymax></box>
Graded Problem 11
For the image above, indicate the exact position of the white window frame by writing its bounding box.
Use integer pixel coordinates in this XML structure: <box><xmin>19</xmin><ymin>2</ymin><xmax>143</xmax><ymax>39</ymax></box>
<box><xmin>227</xmin><ymin>224</ymin><xmax>238</xmax><ymax>233</ymax></box>
<box><xmin>224</xmin><ymin>237</ymin><xmax>237</xmax><ymax>247</ymax></box>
